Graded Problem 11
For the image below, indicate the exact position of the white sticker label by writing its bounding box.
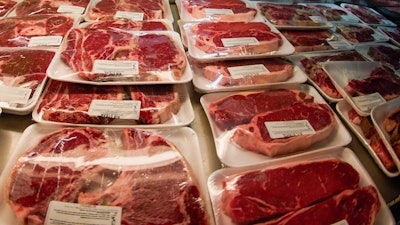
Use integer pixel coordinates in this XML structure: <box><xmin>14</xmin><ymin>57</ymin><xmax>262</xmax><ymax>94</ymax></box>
<box><xmin>265</xmin><ymin>120</ymin><xmax>316</xmax><ymax>139</ymax></box>
<box><xmin>92</xmin><ymin>60</ymin><xmax>139</xmax><ymax>77</ymax></box>
<box><xmin>328</xmin><ymin>40</ymin><xmax>352</xmax><ymax>49</ymax></box>
<box><xmin>340</xmin><ymin>14</ymin><xmax>358</xmax><ymax>22</ymax></box>
<box><xmin>45</xmin><ymin>201</ymin><xmax>122</xmax><ymax>225</ymax></box>
<box><xmin>331</xmin><ymin>219</ymin><xmax>349</xmax><ymax>225</ymax></box>
<box><xmin>57</xmin><ymin>5</ymin><xmax>85</xmax><ymax>14</ymax></box>
<box><xmin>28</xmin><ymin>36</ymin><xmax>63</xmax><ymax>47</ymax></box>
<box><xmin>116</xmin><ymin>11</ymin><xmax>144</xmax><ymax>21</ymax></box>
<box><xmin>0</xmin><ymin>86</ymin><xmax>31</xmax><ymax>104</ymax></box>
<box><xmin>204</xmin><ymin>8</ymin><xmax>234</xmax><ymax>16</ymax></box>
<box><xmin>227</xmin><ymin>64</ymin><xmax>270</xmax><ymax>78</ymax></box>
<box><xmin>221</xmin><ymin>37</ymin><xmax>259</xmax><ymax>47</ymax></box>
<box><xmin>309</xmin><ymin>16</ymin><xmax>325</xmax><ymax>23</ymax></box>
<box><xmin>353</xmin><ymin>92</ymin><xmax>386</xmax><ymax>112</ymax></box>
<box><xmin>88</xmin><ymin>100</ymin><xmax>141</xmax><ymax>119</ymax></box>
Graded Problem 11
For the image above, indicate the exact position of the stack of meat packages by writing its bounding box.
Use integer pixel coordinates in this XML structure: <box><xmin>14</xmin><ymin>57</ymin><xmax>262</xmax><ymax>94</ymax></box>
<box><xmin>177</xmin><ymin>0</ymin><xmax>398</xmax><ymax>224</ymax></box>
<box><xmin>0</xmin><ymin>0</ymin><xmax>213</xmax><ymax>225</ymax></box>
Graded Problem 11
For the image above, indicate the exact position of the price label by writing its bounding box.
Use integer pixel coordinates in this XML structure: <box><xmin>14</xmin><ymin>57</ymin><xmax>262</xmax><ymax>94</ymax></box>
<box><xmin>28</xmin><ymin>36</ymin><xmax>63</xmax><ymax>47</ymax></box>
<box><xmin>45</xmin><ymin>201</ymin><xmax>122</xmax><ymax>225</ymax></box>
<box><xmin>0</xmin><ymin>86</ymin><xmax>31</xmax><ymax>104</ymax></box>
<box><xmin>88</xmin><ymin>100</ymin><xmax>141</xmax><ymax>119</ymax></box>
<box><xmin>309</xmin><ymin>16</ymin><xmax>325</xmax><ymax>23</ymax></box>
<box><xmin>92</xmin><ymin>60</ymin><xmax>139</xmax><ymax>77</ymax></box>
<box><xmin>265</xmin><ymin>120</ymin><xmax>316</xmax><ymax>139</ymax></box>
<box><xmin>57</xmin><ymin>5</ymin><xmax>85</xmax><ymax>14</ymax></box>
<box><xmin>116</xmin><ymin>11</ymin><xmax>144</xmax><ymax>21</ymax></box>
<box><xmin>204</xmin><ymin>8</ymin><xmax>234</xmax><ymax>16</ymax></box>
<box><xmin>227</xmin><ymin>64</ymin><xmax>270</xmax><ymax>78</ymax></box>
<box><xmin>328</xmin><ymin>40</ymin><xmax>352</xmax><ymax>49</ymax></box>
<box><xmin>221</xmin><ymin>37</ymin><xmax>259</xmax><ymax>47</ymax></box>
<box><xmin>352</xmin><ymin>92</ymin><xmax>386</xmax><ymax>112</ymax></box>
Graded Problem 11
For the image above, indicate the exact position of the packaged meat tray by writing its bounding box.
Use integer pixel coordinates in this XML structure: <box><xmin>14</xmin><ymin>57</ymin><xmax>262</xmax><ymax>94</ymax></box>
<box><xmin>377</xmin><ymin>26</ymin><xmax>400</xmax><ymax>47</ymax></box>
<box><xmin>371</xmin><ymin>97</ymin><xmax>400</xmax><ymax>173</ymax></box>
<box><xmin>256</xmin><ymin>2</ymin><xmax>333</xmax><ymax>30</ymax></box>
<box><xmin>355</xmin><ymin>43</ymin><xmax>400</xmax><ymax>72</ymax></box>
<box><xmin>200</xmin><ymin>84</ymin><xmax>352</xmax><ymax>167</ymax></box>
<box><xmin>336</xmin><ymin>100</ymin><xmax>399</xmax><ymax>177</ymax></box>
<box><xmin>303</xmin><ymin>3</ymin><xmax>360</xmax><ymax>23</ymax></box>
<box><xmin>183</xmin><ymin>21</ymin><xmax>295</xmax><ymax>62</ymax></box>
<box><xmin>0</xmin><ymin>14</ymin><xmax>80</xmax><ymax>48</ymax></box>
<box><xmin>0</xmin><ymin>48</ymin><xmax>56</xmax><ymax>115</ymax></box>
<box><xmin>334</xmin><ymin>23</ymin><xmax>390</xmax><ymax>45</ymax></box>
<box><xmin>341</xmin><ymin>3</ymin><xmax>397</xmax><ymax>27</ymax></box>
<box><xmin>80</xmin><ymin>18</ymin><xmax>174</xmax><ymax>31</ymax></box>
<box><xmin>47</xmin><ymin>29</ymin><xmax>192</xmax><ymax>85</ymax></box>
<box><xmin>33</xmin><ymin>80</ymin><xmax>194</xmax><ymax>128</ymax></box>
<box><xmin>288</xmin><ymin>50</ymin><xmax>368</xmax><ymax>102</ymax></box>
<box><xmin>207</xmin><ymin>147</ymin><xmax>395</xmax><ymax>225</ymax></box>
<box><xmin>0</xmin><ymin>124</ymin><xmax>214</xmax><ymax>225</ymax></box>
<box><xmin>0</xmin><ymin>0</ymin><xmax>18</xmax><ymax>18</ymax></box>
<box><xmin>86</xmin><ymin>0</ymin><xmax>174</xmax><ymax>22</ymax></box>
<box><xmin>177</xmin><ymin>0</ymin><xmax>263</xmax><ymax>22</ymax></box>
<box><xmin>10</xmin><ymin>0</ymin><xmax>90</xmax><ymax>17</ymax></box>
<box><xmin>189</xmin><ymin>56</ymin><xmax>308</xmax><ymax>93</ymax></box>
<box><xmin>280</xmin><ymin>29</ymin><xmax>353</xmax><ymax>53</ymax></box>
<box><xmin>323</xmin><ymin>61</ymin><xmax>400</xmax><ymax>116</ymax></box>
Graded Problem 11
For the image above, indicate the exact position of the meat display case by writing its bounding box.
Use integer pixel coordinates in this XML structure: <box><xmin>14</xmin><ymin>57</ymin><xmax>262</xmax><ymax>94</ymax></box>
<box><xmin>0</xmin><ymin>1</ymin><xmax>399</xmax><ymax>224</ymax></box>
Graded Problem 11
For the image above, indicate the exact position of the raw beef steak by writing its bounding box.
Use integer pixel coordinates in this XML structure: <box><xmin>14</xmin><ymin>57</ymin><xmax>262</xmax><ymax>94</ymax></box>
<box><xmin>0</xmin><ymin>0</ymin><xmax>17</xmax><ymax>17</ymax></box>
<box><xmin>281</xmin><ymin>30</ymin><xmax>335</xmax><ymax>53</ymax></box>
<box><xmin>344</xmin><ymin>65</ymin><xmax>400</xmax><ymax>100</ymax></box>
<box><xmin>83</xmin><ymin>18</ymin><xmax>170</xmax><ymax>31</ymax></box>
<box><xmin>88</xmin><ymin>0</ymin><xmax>166</xmax><ymax>20</ymax></box>
<box><xmin>257</xmin><ymin>186</ymin><xmax>380</xmax><ymax>225</ymax></box>
<box><xmin>342</xmin><ymin>4</ymin><xmax>390</xmax><ymax>24</ymax></box>
<box><xmin>221</xmin><ymin>158</ymin><xmax>360</xmax><ymax>224</ymax></box>
<box><xmin>0</xmin><ymin>14</ymin><xmax>74</xmax><ymax>47</ymax></box>
<box><xmin>307</xmin><ymin>4</ymin><xmax>351</xmax><ymax>21</ymax></box>
<box><xmin>192</xmin><ymin>57</ymin><xmax>293</xmax><ymax>86</ymax></box>
<box><xmin>14</xmin><ymin>0</ymin><xmax>90</xmax><ymax>16</ymax></box>
<box><xmin>367</xmin><ymin>44</ymin><xmax>400</xmax><ymax>70</ymax></box>
<box><xmin>208</xmin><ymin>89</ymin><xmax>314</xmax><ymax>131</ymax></box>
<box><xmin>189</xmin><ymin>22</ymin><xmax>282</xmax><ymax>55</ymax></box>
<box><xmin>6</xmin><ymin>127</ymin><xmax>210</xmax><ymax>225</ymax></box>
<box><xmin>335</xmin><ymin>24</ymin><xmax>376</xmax><ymax>43</ymax></box>
<box><xmin>61</xmin><ymin>28</ymin><xmax>187</xmax><ymax>81</ymax></box>
<box><xmin>231</xmin><ymin>102</ymin><xmax>336</xmax><ymax>156</ymax></box>
<box><xmin>181</xmin><ymin>0</ymin><xmax>257</xmax><ymax>21</ymax></box>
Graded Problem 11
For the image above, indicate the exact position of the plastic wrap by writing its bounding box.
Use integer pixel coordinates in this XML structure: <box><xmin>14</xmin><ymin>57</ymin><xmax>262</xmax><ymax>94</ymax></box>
<box><xmin>0</xmin><ymin>124</ymin><xmax>213</xmax><ymax>225</ymax></box>
<box><xmin>183</xmin><ymin>21</ymin><xmax>294</xmax><ymax>62</ymax></box>
<box><xmin>355</xmin><ymin>42</ymin><xmax>400</xmax><ymax>71</ymax></box>
<box><xmin>85</xmin><ymin>0</ymin><xmax>174</xmax><ymax>22</ymax></box>
<box><xmin>335</xmin><ymin>23</ymin><xmax>389</xmax><ymax>44</ymax></box>
<box><xmin>303</xmin><ymin>3</ymin><xmax>360</xmax><ymax>23</ymax></box>
<box><xmin>341</xmin><ymin>3</ymin><xmax>397</xmax><ymax>27</ymax></box>
<box><xmin>378</xmin><ymin>26</ymin><xmax>400</xmax><ymax>47</ymax></box>
<box><xmin>33</xmin><ymin>80</ymin><xmax>194</xmax><ymax>127</ymax></box>
<box><xmin>200</xmin><ymin>84</ymin><xmax>351</xmax><ymax>167</ymax></box>
<box><xmin>47</xmin><ymin>29</ymin><xmax>191</xmax><ymax>84</ymax></box>
<box><xmin>80</xmin><ymin>18</ymin><xmax>174</xmax><ymax>31</ymax></box>
<box><xmin>0</xmin><ymin>48</ymin><xmax>56</xmax><ymax>115</ymax></box>
<box><xmin>207</xmin><ymin>147</ymin><xmax>395</xmax><ymax>225</ymax></box>
<box><xmin>0</xmin><ymin>0</ymin><xmax>18</xmax><ymax>18</ymax></box>
<box><xmin>10</xmin><ymin>0</ymin><xmax>90</xmax><ymax>16</ymax></box>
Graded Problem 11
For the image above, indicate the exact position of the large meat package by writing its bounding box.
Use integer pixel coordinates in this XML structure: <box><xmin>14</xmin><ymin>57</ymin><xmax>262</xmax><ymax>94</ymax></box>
<box><xmin>178</xmin><ymin>0</ymin><xmax>259</xmax><ymax>22</ymax></box>
<box><xmin>48</xmin><ymin>28</ymin><xmax>189</xmax><ymax>84</ymax></box>
<box><xmin>304</xmin><ymin>3</ymin><xmax>359</xmax><ymax>23</ymax></box>
<box><xmin>0</xmin><ymin>0</ymin><xmax>17</xmax><ymax>17</ymax></box>
<box><xmin>207</xmin><ymin>148</ymin><xmax>394</xmax><ymax>225</ymax></box>
<box><xmin>341</xmin><ymin>3</ymin><xmax>397</xmax><ymax>27</ymax></box>
<box><xmin>87</xmin><ymin>0</ymin><xmax>173</xmax><ymax>21</ymax></box>
<box><xmin>0</xmin><ymin>125</ymin><xmax>212</xmax><ymax>225</ymax></box>
<box><xmin>335</xmin><ymin>23</ymin><xmax>389</xmax><ymax>44</ymax></box>
<box><xmin>0</xmin><ymin>14</ymin><xmax>76</xmax><ymax>48</ymax></box>
<box><xmin>200</xmin><ymin>85</ymin><xmax>351</xmax><ymax>167</ymax></box>
<box><xmin>355</xmin><ymin>43</ymin><xmax>400</xmax><ymax>71</ymax></box>
<box><xmin>256</xmin><ymin>2</ymin><xmax>331</xmax><ymax>29</ymax></box>
<box><xmin>0</xmin><ymin>49</ymin><xmax>56</xmax><ymax>115</ymax></box>
<box><xmin>324</xmin><ymin>61</ymin><xmax>400</xmax><ymax>116</ymax></box>
<box><xmin>183</xmin><ymin>21</ymin><xmax>294</xmax><ymax>61</ymax></box>
<box><xmin>13</xmin><ymin>0</ymin><xmax>91</xmax><ymax>16</ymax></box>
<box><xmin>289</xmin><ymin>50</ymin><xmax>367</xmax><ymax>101</ymax></box>
<box><xmin>336</xmin><ymin>100</ymin><xmax>399</xmax><ymax>177</ymax></box>
<box><xmin>33</xmin><ymin>80</ymin><xmax>194</xmax><ymax>127</ymax></box>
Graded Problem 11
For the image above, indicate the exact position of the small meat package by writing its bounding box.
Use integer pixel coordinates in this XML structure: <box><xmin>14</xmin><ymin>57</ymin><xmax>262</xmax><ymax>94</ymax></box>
<box><xmin>0</xmin><ymin>48</ymin><xmax>56</xmax><ymax>115</ymax></box>
<box><xmin>355</xmin><ymin>43</ymin><xmax>400</xmax><ymax>72</ymax></box>
<box><xmin>378</xmin><ymin>26</ymin><xmax>400</xmax><ymax>47</ymax></box>
<box><xmin>0</xmin><ymin>124</ymin><xmax>213</xmax><ymax>225</ymax></box>
<box><xmin>10</xmin><ymin>0</ymin><xmax>91</xmax><ymax>16</ymax></box>
<box><xmin>207</xmin><ymin>147</ymin><xmax>394</xmax><ymax>225</ymax></box>
<box><xmin>33</xmin><ymin>80</ymin><xmax>194</xmax><ymax>127</ymax></box>
<box><xmin>200</xmin><ymin>84</ymin><xmax>351</xmax><ymax>167</ymax></box>
<box><xmin>303</xmin><ymin>3</ymin><xmax>360</xmax><ymax>23</ymax></box>
<box><xmin>341</xmin><ymin>3</ymin><xmax>397</xmax><ymax>27</ymax></box>
<box><xmin>335</xmin><ymin>23</ymin><xmax>389</xmax><ymax>44</ymax></box>
<box><xmin>0</xmin><ymin>0</ymin><xmax>17</xmax><ymax>18</ymax></box>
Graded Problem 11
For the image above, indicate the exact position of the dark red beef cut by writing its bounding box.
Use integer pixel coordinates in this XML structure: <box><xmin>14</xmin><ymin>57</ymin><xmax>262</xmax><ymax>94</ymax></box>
<box><xmin>0</xmin><ymin>0</ymin><xmax>17</xmax><ymax>17</ymax></box>
<box><xmin>231</xmin><ymin>102</ymin><xmax>336</xmax><ymax>156</ymax></box>
<box><xmin>335</xmin><ymin>24</ymin><xmax>375</xmax><ymax>43</ymax></box>
<box><xmin>281</xmin><ymin>30</ymin><xmax>334</xmax><ymax>53</ymax></box>
<box><xmin>367</xmin><ymin>45</ymin><xmax>400</xmax><ymax>70</ymax></box>
<box><xmin>61</xmin><ymin>28</ymin><xmax>187</xmax><ymax>81</ymax></box>
<box><xmin>258</xmin><ymin>3</ymin><xmax>322</xmax><ymax>26</ymax></box>
<box><xmin>342</xmin><ymin>4</ymin><xmax>388</xmax><ymax>24</ymax></box>
<box><xmin>6</xmin><ymin>127</ymin><xmax>210</xmax><ymax>225</ymax></box>
<box><xmin>221</xmin><ymin>158</ymin><xmax>360</xmax><ymax>224</ymax></box>
<box><xmin>83</xmin><ymin>18</ymin><xmax>169</xmax><ymax>31</ymax></box>
<box><xmin>0</xmin><ymin>14</ymin><xmax>74</xmax><ymax>47</ymax></box>
<box><xmin>308</xmin><ymin>4</ymin><xmax>349</xmax><ymax>21</ymax></box>
<box><xmin>190</xmin><ymin>22</ymin><xmax>282</xmax><ymax>55</ymax></box>
<box><xmin>14</xmin><ymin>0</ymin><xmax>90</xmax><ymax>16</ymax></box>
<box><xmin>88</xmin><ymin>0</ymin><xmax>165</xmax><ymax>20</ymax></box>
<box><xmin>257</xmin><ymin>186</ymin><xmax>380</xmax><ymax>225</ymax></box>
<box><xmin>345</xmin><ymin>65</ymin><xmax>400</xmax><ymax>101</ymax></box>
<box><xmin>208</xmin><ymin>89</ymin><xmax>314</xmax><ymax>131</ymax></box>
